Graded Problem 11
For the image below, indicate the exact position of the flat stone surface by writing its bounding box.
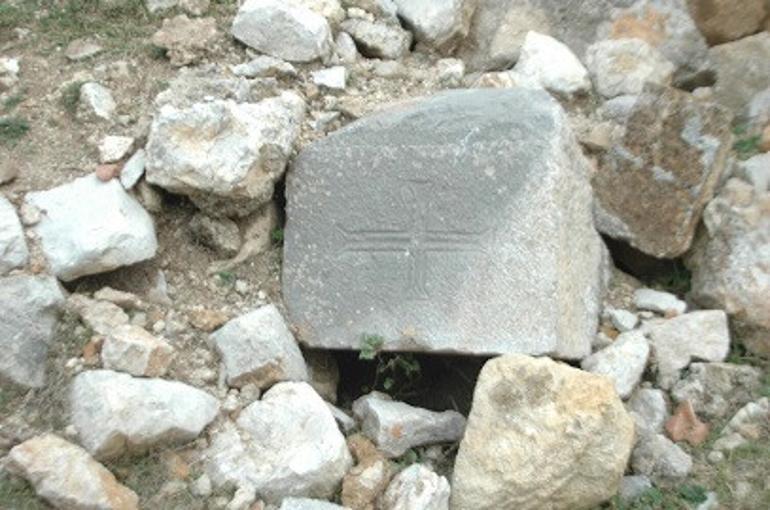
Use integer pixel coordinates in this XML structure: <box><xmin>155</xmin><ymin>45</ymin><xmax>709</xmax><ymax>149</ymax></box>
<box><xmin>710</xmin><ymin>32</ymin><xmax>770</xmax><ymax>112</ymax></box>
<box><xmin>580</xmin><ymin>330</ymin><xmax>649</xmax><ymax>399</ymax></box>
<box><xmin>382</xmin><ymin>464</ymin><xmax>450</xmax><ymax>510</ymax></box>
<box><xmin>283</xmin><ymin>88</ymin><xmax>605</xmax><ymax>358</ymax></box>
<box><xmin>0</xmin><ymin>195</ymin><xmax>28</xmax><ymax>274</ymax></box>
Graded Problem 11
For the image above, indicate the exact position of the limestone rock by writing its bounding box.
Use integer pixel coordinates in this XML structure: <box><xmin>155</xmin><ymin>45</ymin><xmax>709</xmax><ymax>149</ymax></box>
<box><xmin>633</xmin><ymin>288</ymin><xmax>686</xmax><ymax>316</ymax></box>
<box><xmin>687</xmin><ymin>0</ymin><xmax>767</xmax><ymax>45</ymax></box>
<box><xmin>283</xmin><ymin>88</ymin><xmax>605</xmax><ymax>358</ymax></box>
<box><xmin>513</xmin><ymin>31</ymin><xmax>591</xmax><ymax>97</ymax></box>
<box><xmin>670</xmin><ymin>362</ymin><xmax>763</xmax><ymax>420</ymax></box>
<box><xmin>151</xmin><ymin>14</ymin><xmax>219</xmax><ymax>67</ymax></box>
<box><xmin>204</xmin><ymin>382</ymin><xmax>353</xmax><ymax>503</ymax></box>
<box><xmin>581</xmin><ymin>330</ymin><xmax>649</xmax><ymax>399</ymax></box>
<box><xmin>0</xmin><ymin>195</ymin><xmax>28</xmax><ymax>274</ymax></box>
<box><xmin>643</xmin><ymin>311</ymin><xmax>731</xmax><ymax>389</ymax></box>
<box><xmin>585</xmin><ymin>38</ymin><xmax>674</xmax><ymax>98</ymax></box>
<box><xmin>98</xmin><ymin>135</ymin><xmax>134</xmax><ymax>164</ymax></box>
<box><xmin>627</xmin><ymin>388</ymin><xmax>669</xmax><ymax>434</ymax></box>
<box><xmin>342</xmin><ymin>434</ymin><xmax>391</xmax><ymax>509</ymax></box>
<box><xmin>231</xmin><ymin>0</ymin><xmax>333</xmax><ymax>62</ymax></box>
<box><xmin>710</xmin><ymin>33</ymin><xmax>770</xmax><ymax>112</ymax></box>
<box><xmin>450</xmin><ymin>355</ymin><xmax>635</xmax><ymax>510</ymax></box>
<box><xmin>293</xmin><ymin>0</ymin><xmax>345</xmax><ymax>25</ymax></box>
<box><xmin>381</xmin><ymin>464</ymin><xmax>450</xmax><ymax>510</ymax></box>
<box><xmin>686</xmin><ymin>179</ymin><xmax>770</xmax><ymax>356</ymax></box>
<box><xmin>631</xmin><ymin>433</ymin><xmax>692</xmax><ymax>480</ymax></box>
<box><xmin>280</xmin><ymin>499</ymin><xmax>350</xmax><ymax>510</ymax></box>
<box><xmin>25</xmin><ymin>175</ymin><xmax>158</xmax><ymax>281</ymax></box>
<box><xmin>712</xmin><ymin>398</ymin><xmax>770</xmax><ymax>453</ymax></box>
<box><xmin>231</xmin><ymin>56</ymin><xmax>298</xmax><ymax>78</ymax></box>
<box><xmin>189</xmin><ymin>213</ymin><xmax>241</xmax><ymax>257</ymax></box>
<box><xmin>67</xmin><ymin>294</ymin><xmax>129</xmax><ymax>335</ymax></box>
<box><xmin>0</xmin><ymin>274</ymin><xmax>64</xmax><ymax>387</ymax></box>
<box><xmin>6</xmin><ymin>434</ymin><xmax>139</xmax><ymax>510</ymax></box>
<box><xmin>101</xmin><ymin>324</ymin><xmax>174</xmax><ymax>377</ymax></box>
<box><xmin>619</xmin><ymin>476</ymin><xmax>652</xmax><ymax>505</ymax></box>
<box><xmin>211</xmin><ymin>304</ymin><xmax>308</xmax><ymax>389</ymax></box>
<box><xmin>311</xmin><ymin>66</ymin><xmax>347</xmax><ymax>90</ymax></box>
<box><xmin>145</xmin><ymin>93</ymin><xmax>305</xmax><ymax>218</ymax></box>
<box><xmin>65</xmin><ymin>37</ymin><xmax>103</xmax><ymax>61</ymax></box>
<box><xmin>352</xmin><ymin>392</ymin><xmax>466</xmax><ymax>458</ymax></box>
<box><xmin>734</xmin><ymin>153</ymin><xmax>770</xmax><ymax>192</ymax></box>
<box><xmin>392</xmin><ymin>0</ymin><xmax>473</xmax><ymax>53</ymax></box>
<box><xmin>594</xmin><ymin>83</ymin><xmax>732</xmax><ymax>258</ymax></box>
<box><xmin>70</xmin><ymin>370</ymin><xmax>220</xmax><ymax>459</ymax></box>
<box><xmin>79</xmin><ymin>82</ymin><xmax>116</xmax><ymax>121</ymax></box>
<box><xmin>340</xmin><ymin>18</ymin><xmax>412</xmax><ymax>59</ymax></box>
<box><xmin>605</xmin><ymin>308</ymin><xmax>639</xmax><ymax>332</ymax></box>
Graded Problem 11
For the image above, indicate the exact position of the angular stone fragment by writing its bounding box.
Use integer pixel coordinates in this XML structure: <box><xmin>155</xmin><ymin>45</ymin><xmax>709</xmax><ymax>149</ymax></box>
<box><xmin>581</xmin><ymin>330</ymin><xmax>649</xmax><ymax>399</ymax></box>
<box><xmin>606</xmin><ymin>308</ymin><xmax>638</xmax><ymax>332</ymax></box>
<box><xmin>392</xmin><ymin>0</ymin><xmax>473</xmax><ymax>53</ymax></box>
<box><xmin>627</xmin><ymin>388</ymin><xmax>669</xmax><ymax>434</ymax></box>
<box><xmin>619</xmin><ymin>476</ymin><xmax>652</xmax><ymax>505</ymax></box>
<box><xmin>0</xmin><ymin>195</ymin><xmax>28</xmax><ymax>274</ymax></box>
<box><xmin>204</xmin><ymin>382</ymin><xmax>353</xmax><ymax>503</ymax></box>
<box><xmin>342</xmin><ymin>434</ymin><xmax>391</xmax><ymax>509</ymax></box>
<box><xmin>67</xmin><ymin>294</ymin><xmax>129</xmax><ymax>335</ymax></box>
<box><xmin>643</xmin><ymin>311</ymin><xmax>730</xmax><ymax>389</ymax></box>
<box><xmin>631</xmin><ymin>433</ymin><xmax>692</xmax><ymax>480</ymax></box>
<box><xmin>284</xmin><ymin>88</ymin><xmax>605</xmax><ymax>358</ymax></box>
<box><xmin>101</xmin><ymin>324</ymin><xmax>174</xmax><ymax>377</ymax></box>
<box><xmin>211</xmin><ymin>304</ymin><xmax>308</xmax><ymax>389</ymax></box>
<box><xmin>145</xmin><ymin>93</ymin><xmax>305</xmax><ymax>218</ymax></box>
<box><xmin>79</xmin><ymin>82</ymin><xmax>116</xmax><ymax>121</ymax></box>
<box><xmin>665</xmin><ymin>400</ymin><xmax>709</xmax><ymax>446</ymax></box>
<box><xmin>280</xmin><ymin>499</ymin><xmax>350</xmax><ymax>510</ymax></box>
<box><xmin>70</xmin><ymin>370</ymin><xmax>220</xmax><ymax>459</ymax></box>
<box><xmin>6</xmin><ymin>434</ymin><xmax>139</xmax><ymax>510</ymax></box>
<box><xmin>688</xmin><ymin>0</ymin><xmax>767</xmax><ymax>46</ymax></box>
<box><xmin>594</xmin><ymin>83</ymin><xmax>732</xmax><ymax>258</ymax></box>
<box><xmin>710</xmin><ymin>33</ymin><xmax>770</xmax><ymax>113</ymax></box>
<box><xmin>585</xmin><ymin>38</ymin><xmax>674</xmax><ymax>98</ymax></box>
<box><xmin>0</xmin><ymin>274</ymin><xmax>64</xmax><ymax>387</ymax></box>
<box><xmin>188</xmin><ymin>212</ymin><xmax>241</xmax><ymax>257</ymax></box>
<box><xmin>98</xmin><ymin>135</ymin><xmax>134</xmax><ymax>164</ymax></box>
<box><xmin>340</xmin><ymin>18</ymin><xmax>412</xmax><ymax>59</ymax></box>
<box><xmin>231</xmin><ymin>0</ymin><xmax>333</xmax><ymax>62</ymax></box>
<box><xmin>686</xmin><ymin>179</ymin><xmax>770</xmax><ymax>356</ymax></box>
<box><xmin>151</xmin><ymin>14</ymin><xmax>219</xmax><ymax>67</ymax></box>
<box><xmin>712</xmin><ymin>398</ymin><xmax>770</xmax><ymax>453</ymax></box>
<box><xmin>670</xmin><ymin>362</ymin><xmax>763</xmax><ymax>420</ymax></box>
<box><xmin>231</xmin><ymin>55</ymin><xmax>298</xmax><ymax>78</ymax></box>
<box><xmin>633</xmin><ymin>288</ymin><xmax>686</xmax><ymax>316</ymax></box>
<box><xmin>382</xmin><ymin>464</ymin><xmax>450</xmax><ymax>510</ymax></box>
<box><xmin>451</xmin><ymin>355</ymin><xmax>635</xmax><ymax>510</ymax></box>
<box><xmin>352</xmin><ymin>392</ymin><xmax>466</xmax><ymax>457</ymax></box>
<box><xmin>25</xmin><ymin>175</ymin><xmax>158</xmax><ymax>281</ymax></box>
<box><xmin>513</xmin><ymin>31</ymin><xmax>591</xmax><ymax>97</ymax></box>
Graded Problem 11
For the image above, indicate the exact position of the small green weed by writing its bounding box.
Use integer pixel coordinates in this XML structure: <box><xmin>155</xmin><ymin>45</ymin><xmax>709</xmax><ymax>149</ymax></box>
<box><xmin>216</xmin><ymin>270</ymin><xmax>236</xmax><ymax>286</ymax></box>
<box><xmin>0</xmin><ymin>116</ymin><xmax>30</xmax><ymax>146</ymax></box>
<box><xmin>271</xmin><ymin>227</ymin><xmax>285</xmax><ymax>244</ymax></box>
<box><xmin>0</xmin><ymin>473</ymin><xmax>47</xmax><ymax>510</ymax></box>
<box><xmin>359</xmin><ymin>334</ymin><xmax>422</xmax><ymax>398</ymax></box>
<box><xmin>359</xmin><ymin>334</ymin><xmax>385</xmax><ymax>360</ymax></box>
<box><xmin>59</xmin><ymin>81</ymin><xmax>85</xmax><ymax>115</ymax></box>
<box><xmin>733</xmin><ymin>135</ymin><xmax>761</xmax><ymax>160</ymax></box>
<box><xmin>2</xmin><ymin>93</ymin><xmax>24</xmax><ymax>113</ymax></box>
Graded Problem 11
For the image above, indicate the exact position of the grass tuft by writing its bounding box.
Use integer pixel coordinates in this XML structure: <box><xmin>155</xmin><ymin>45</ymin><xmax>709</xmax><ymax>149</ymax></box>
<box><xmin>0</xmin><ymin>116</ymin><xmax>30</xmax><ymax>146</ymax></box>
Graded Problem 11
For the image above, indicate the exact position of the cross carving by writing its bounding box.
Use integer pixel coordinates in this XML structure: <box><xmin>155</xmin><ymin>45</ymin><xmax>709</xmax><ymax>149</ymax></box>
<box><xmin>339</xmin><ymin>180</ymin><xmax>485</xmax><ymax>300</ymax></box>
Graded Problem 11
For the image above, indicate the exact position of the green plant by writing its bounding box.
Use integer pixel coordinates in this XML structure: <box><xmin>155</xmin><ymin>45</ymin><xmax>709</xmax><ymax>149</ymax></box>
<box><xmin>733</xmin><ymin>135</ymin><xmax>761</xmax><ymax>160</ymax></box>
<box><xmin>0</xmin><ymin>116</ymin><xmax>29</xmax><ymax>146</ymax></box>
<box><xmin>216</xmin><ymin>270</ymin><xmax>236</xmax><ymax>286</ymax></box>
<box><xmin>59</xmin><ymin>81</ymin><xmax>85</xmax><ymax>115</ymax></box>
<box><xmin>3</xmin><ymin>93</ymin><xmax>24</xmax><ymax>113</ymax></box>
<box><xmin>359</xmin><ymin>334</ymin><xmax>385</xmax><ymax>360</ymax></box>
<box><xmin>0</xmin><ymin>474</ymin><xmax>47</xmax><ymax>510</ymax></box>
<box><xmin>271</xmin><ymin>227</ymin><xmax>285</xmax><ymax>244</ymax></box>
<box><xmin>359</xmin><ymin>334</ymin><xmax>422</xmax><ymax>397</ymax></box>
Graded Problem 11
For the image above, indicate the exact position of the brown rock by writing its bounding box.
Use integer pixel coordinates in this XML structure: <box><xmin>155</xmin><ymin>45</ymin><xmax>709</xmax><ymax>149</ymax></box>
<box><xmin>594</xmin><ymin>83</ymin><xmax>732</xmax><ymax>258</ymax></box>
<box><xmin>82</xmin><ymin>335</ymin><xmax>104</xmax><ymax>366</ymax></box>
<box><xmin>687</xmin><ymin>0</ymin><xmax>767</xmax><ymax>45</ymax></box>
<box><xmin>96</xmin><ymin>163</ymin><xmax>121</xmax><ymax>182</ymax></box>
<box><xmin>188</xmin><ymin>308</ymin><xmax>229</xmax><ymax>332</ymax></box>
<box><xmin>151</xmin><ymin>15</ymin><xmax>219</xmax><ymax>67</ymax></box>
<box><xmin>342</xmin><ymin>434</ymin><xmax>392</xmax><ymax>510</ymax></box>
<box><xmin>665</xmin><ymin>400</ymin><xmax>710</xmax><ymax>446</ymax></box>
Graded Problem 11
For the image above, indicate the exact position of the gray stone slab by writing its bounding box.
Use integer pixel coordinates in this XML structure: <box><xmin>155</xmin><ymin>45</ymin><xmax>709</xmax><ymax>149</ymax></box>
<box><xmin>283</xmin><ymin>88</ymin><xmax>605</xmax><ymax>358</ymax></box>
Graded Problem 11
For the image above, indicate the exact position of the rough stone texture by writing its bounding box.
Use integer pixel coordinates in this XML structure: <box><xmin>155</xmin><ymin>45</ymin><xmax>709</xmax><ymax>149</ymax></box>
<box><xmin>311</xmin><ymin>66</ymin><xmax>347</xmax><ymax>90</ymax></box>
<box><xmin>6</xmin><ymin>434</ymin><xmax>139</xmax><ymax>510</ymax></box>
<box><xmin>340</xmin><ymin>18</ymin><xmax>412</xmax><ymax>59</ymax></box>
<box><xmin>231</xmin><ymin>56</ymin><xmax>298</xmax><ymax>78</ymax></box>
<box><xmin>67</xmin><ymin>294</ymin><xmax>129</xmax><ymax>335</ymax></box>
<box><xmin>188</xmin><ymin>212</ymin><xmax>241</xmax><ymax>257</ymax></box>
<box><xmin>392</xmin><ymin>0</ymin><xmax>473</xmax><ymax>53</ymax></box>
<box><xmin>211</xmin><ymin>304</ymin><xmax>308</xmax><ymax>389</ymax></box>
<box><xmin>643</xmin><ymin>311</ymin><xmax>731</xmax><ymax>389</ymax></box>
<box><xmin>352</xmin><ymin>392</ymin><xmax>466</xmax><ymax>457</ymax></box>
<box><xmin>597</xmin><ymin>0</ymin><xmax>713</xmax><ymax>88</ymax></box>
<box><xmin>585</xmin><ymin>38</ymin><xmax>674</xmax><ymax>98</ymax></box>
<box><xmin>0</xmin><ymin>275</ymin><xmax>64</xmax><ymax>387</ymax></box>
<box><xmin>79</xmin><ymin>82</ymin><xmax>116</xmax><ymax>121</ymax></box>
<box><xmin>734</xmin><ymin>153</ymin><xmax>770</xmax><ymax>192</ymax></box>
<box><xmin>619</xmin><ymin>476</ymin><xmax>652</xmax><ymax>505</ymax></box>
<box><xmin>381</xmin><ymin>464</ymin><xmax>450</xmax><ymax>510</ymax></box>
<box><xmin>671</xmin><ymin>362</ymin><xmax>763</xmax><ymax>420</ymax></box>
<box><xmin>594</xmin><ymin>83</ymin><xmax>732</xmax><ymax>258</ymax></box>
<box><xmin>633</xmin><ymin>288</ymin><xmax>686</xmax><ymax>315</ymax></box>
<box><xmin>513</xmin><ymin>31</ymin><xmax>591</xmax><ymax>97</ymax></box>
<box><xmin>98</xmin><ymin>135</ymin><xmax>134</xmax><ymax>164</ymax></box>
<box><xmin>151</xmin><ymin>14</ymin><xmax>219</xmax><ymax>67</ymax></box>
<box><xmin>101</xmin><ymin>324</ymin><xmax>175</xmax><ymax>377</ymax></box>
<box><xmin>284</xmin><ymin>88</ymin><xmax>605</xmax><ymax>358</ymax></box>
<box><xmin>204</xmin><ymin>382</ymin><xmax>353</xmax><ymax>503</ymax></box>
<box><xmin>712</xmin><ymin>398</ymin><xmax>770</xmax><ymax>453</ymax></box>
<box><xmin>280</xmin><ymin>499</ymin><xmax>350</xmax><ymax>510</ymax></box>
<box><xmin>145</xmin><ymin>93</ymin><xmax>305</xmax><ymax>218</ymax></box>
<box><xmin>687</xmin><ymin>0</ymin><xmax>767</xmax><ymax>45</ymax></box>
<box><xmin>65</xmin><ymin>37</ymin><xmax>103</xmax><ymax>61</ymax></box>
<box><xmin>686</xmin><ymin>179</ymin><xmax>770</xmax><ymax>356</ymax></box>
<box><xmin>606</xmin><ymin>308</ymin><xmax>638</xmax><ymax>332</ymax></box>
<box><xmin>627</xmin><ymin>388</ymin><xmax>669</xmax><ymax>434</ymax></box>
<box><xmin>70</xmin><ymin>370</ymin><xmax>220</xmax><ymax>459</ymax></box>
<box><xmin>710</xmin><ymin>33</ymin><xmax>770</xmax><ymax>113</ymax></box>
<box><xmin>342</xmin><ymin>434</ymin><xmax>391</xmax><ymax>509</ymax></box>
<box><xmin>25</xmin><ymin>175</ymin><xmax>158</xmax><ymax>281</ymax></box>
<box><xmin>450</xmin><ymin>355</ymin><xmax>635</xmax><ymax>510</ymax></box>
<box><xmin>581</xmin><ymin>330</ymin><xmax>649</xmax><ymax>399</ymax></box>
<box><xmin>0</xmin><ymin>195</ymin><xmax>28</xmax><ymax>274</ymax></box>
<box><xmin>231</xmin><ymin>0</ymin><xmax>333</xmax><ymax>62</ymax></box>
<box><xmin>631</xmin><ymin>433</ymin><xmax>692</xmax><ymax>480</ymax></box>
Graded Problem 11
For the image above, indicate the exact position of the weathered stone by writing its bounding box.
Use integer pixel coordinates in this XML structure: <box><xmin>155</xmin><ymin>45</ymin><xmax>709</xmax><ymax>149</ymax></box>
<box><xmin>381</xmin><ymin>464</ymin><xmax>450</xmax><ymax>510</ymax></box>
<box><xmin>67</xmin><ymin>294</ymin><xmax>129</xmax><ymax>335</ymax></box>
<box><xmin>231</xmin><ymin>0</ymin><xmax>333</xmax><ymax>63</ymax></box>
<box><xmin>334</xmin><ymin>32</ymin><xmax>359</xmax><ymax>63</ymax></box>
<box><xmin>311</xmin><ymin>66</ymin><xmax>347</xmax><ymax>90</ymax></box>
<box><xmin>594</xmin><ymin>83</ymin><xmax>732</xmax><ymax>258</ymax></box>
<box><xmin>513</xmin><ymin>31</ymin><xmax>591</xmax><ymax>97</ymax></box>
<box><xmin>65</xmin><ymin>37</ymin><xmax>103</xmax><ymax>61</ymax></box>
<box><xmin>98</xmin><ymin>135</ymin><xmax>134</xmax><ymax>163</ymax></box>
<box><xmin>687</xmin><ymin>0</ymin><xmax>767</xmax><ymax>45</ymax></box>
<box><xmin>392</xmin><ymin>0</ymin><xmax>473</xmax><ymax>53</ymax></box>
<box><xmin>120</xmin><ymin>149</ymin><xmax>145</xmax><ymax>189</ymax></box>
<box><xmin>627</xmin><ymin>388</ymin><xmax>669</xmax><ymax>434</ymax></box>
<box><xmin>451</xmin><ymin>355</ymin><xmax>635</xmax><ymax>510</ymax></box>
<box><xmin>101</xmin><ymin>324</ymin><xmax>174</xmax><ymax>377</ymax></box>
<box><xmin>671</xmin><ymin>362</ymin><xmax>763</xmax><ymax>420</ymax></box>
<box><xmin>710</xmin><ymin>33</ymin><xmax>770</xmax><ymax>112</ymax></box>
<box><xmin>633</xmin><ymin>288</ymin><xmax>686</xmax><ymax>316</ymax></box>
<box><xmin>204</xmin><ymin>382</ymin><xmax>353</xmax><ymax>503</ymax></box>
<box><xmin>631</xmin><ymin>432</ymin><xmax>692</xmax><ymax>480</ymax></box>
<box><xmin>619</xmin><ymin>476</ymin><xmax>652</xmax><ymax>505</ymax></box>
<box><xmin>686</xmin><ymin>179</ymin><xmax>770</xmax><ymax>356</ymax></box>
<box><xmin>93</xmin><ymin>287</ymin><xmax>144</xmax><ymax>310</ymax></box>
<box><xmin>0</xmin><ymin>196</ymin><xmax>28</xmax><ymax>274</ymax></box>
<box><xmin>606</xmin><ymin>308</ymin><xmax>638</xmax><ymax>332</ymax></box>
<box><xmin>210</xmin><ymin>202</ymin><xmax>279</xmax><ymax>273</ymax></box>
<box><xmin>340</xmin><ymin>18</ymin><xmax>412</xmax><ymax>59</ymax></box>
<box><xmin>280</xmin><ymin>499</ymin><xmax>350</xmax><ymax>510</ymax></box>
<box><xmin>585</xmin><ymin>38</ymin><xmax>674</xmax><ymax>98</ymax></box>
<box><xmin>189</xmin><ymin>212</ymin><xmax>241</xmax><ymax>257</ymax></box>
<box><xmin>79</xmin><ymin>82</ymin><xmax>116</xmax><ymax>121</ymax></box>
<box><xmin>643</xmin><ymin>311</ymin><xmax>731</xmax><ymax>389</ymax></box>
<box><xmin>435</xmin><ymin>58</ymin><xmax>465</xmax><ymax>87</ymax></box>
<box><xmin>342</xmin><ymin>434</ymin><xmax>391</xmax><ymax>509</ymax></box>
<box><xmin>581</xmin><ymin>330</ymin><xmax>649</xmax><ymax>399</ymax></box>
<box><xmin>284</xmin><ymin>88</ymin><xmax>605</xmax><ymax>358</ymax></box>
<box><xmin>734</xmin><ymin>153</ymin><xmax>770</xmax><ymax>192</ymax></box>
<box><xmin>352</xmin><ymin>392</ymin><xmax>466</xmax><ymax>457</ymax></box>
<box><xmin>0</xmin><ymin>275</ymin><xmax>64</xmax><ymax>387</ymax></box>
<box><xmin>153</xmin><ymin>67</ymin><xmax>253</xmax><ymax>109</ymax></box>
<box><xmin>70</xmin><ymin>370</ymin><xmax>220</xmax><ymax>459</ymax></box>
<box><xmin>25</xmin><ymin>175</ymin><xmax>158</xmax><ymax>281</ymax></box>
<box><xmin>231</xmin><ymin>56</ymin><xmax>298</xmax><ymax>78</ymax></box>
<box><xmin>211</xmin><ymin>304</ymin><xmax>308</xmax><ymax>389</ymax></box>
<box><xmin>151</xmin><ymin>14</ymin><xmax>219</xmax><ymax>67</ymax></box>
<box><xmin>145</xmin><ymin>93</ymin><xmax>305</xmax><ymax>218</ymax></box>
<box><xmin>665</xmin><ymin>400</ymin><xmax>709</xmax><ymax>446</ymax></box>
<box><xmin>6</xmin><ymin>434</ymin><xmax>139</xmax><ymax>510</ymax></box>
